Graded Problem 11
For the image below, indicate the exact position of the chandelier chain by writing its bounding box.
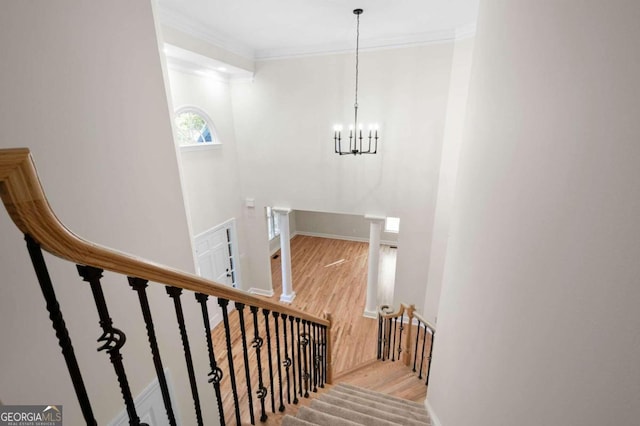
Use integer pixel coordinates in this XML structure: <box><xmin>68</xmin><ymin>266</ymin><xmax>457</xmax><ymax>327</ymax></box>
<box><xmin>354</xmin><ymin>11</ymin><xmax>360</xmax><ymax>127</ymax></box>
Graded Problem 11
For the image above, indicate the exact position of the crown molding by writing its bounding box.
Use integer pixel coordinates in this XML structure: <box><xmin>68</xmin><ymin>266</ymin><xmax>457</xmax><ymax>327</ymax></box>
<box><xmin>254</xmin><ymin>28</ymin><xmax>460</xmax><ymax>61</ymax></box>
<box><xmin>166</xmin><ymin>57</ymin><xmax>230</xmax><ymax>84</ymax></box>
<box><xmin>158</xmin><ymin>3</ymin><xmax>476</xmax><ymax>62</ymax></box>
<box><xmin>157</xmin><ymin>3</ymin><xmax>255</xmax><ymax>61</ymax></box>
<box><xmin>164</xmin><ymin>43</ymin><xmax>254</xmax><ymax>81</ymax></box>
<box><xmin>455</xmin><ymin>23</ymin><xmax>477</xmax><ymax>40</ymax></box>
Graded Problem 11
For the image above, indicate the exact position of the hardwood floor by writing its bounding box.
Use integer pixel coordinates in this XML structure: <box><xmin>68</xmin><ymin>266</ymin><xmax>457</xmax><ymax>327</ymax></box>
<box><xmin>335</xmin><ymin>359</ymin><xmax>428</xmax><ymax>403</ymax></box>
<box><xmin>209</xmin><ymin>235</ymin><xmax>421</xmax><ymax>424</ymax></box>
<box><xmin>269</xmin><ymin>235</ymin><xmax>382</xmax><ymax>375</ymax></box>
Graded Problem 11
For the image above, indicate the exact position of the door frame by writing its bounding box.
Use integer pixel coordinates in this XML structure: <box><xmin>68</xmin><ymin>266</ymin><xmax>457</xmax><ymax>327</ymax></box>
<box><xmin>194</xmin><ymin>218</ymin><xmax>242</xmax><ymax>289</ymax></box>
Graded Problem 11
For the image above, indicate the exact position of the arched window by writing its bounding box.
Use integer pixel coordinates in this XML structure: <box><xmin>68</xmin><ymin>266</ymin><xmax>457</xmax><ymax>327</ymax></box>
<box><xmin>174</xmin><ymin>106</ymin><xmax>219</xmax><ymax>147</ymax></box>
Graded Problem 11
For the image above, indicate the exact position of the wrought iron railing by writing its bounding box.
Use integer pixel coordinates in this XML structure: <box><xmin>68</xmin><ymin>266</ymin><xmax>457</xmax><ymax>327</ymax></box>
<box><xmin>377</xmin><ymin>303</ymin><xmax>436</xmax><ymax>389</ymax></box>
<box><xmin>0</xmin><ymin>148</ymin><xmax>332</xmax><ymax>425</ymax></box>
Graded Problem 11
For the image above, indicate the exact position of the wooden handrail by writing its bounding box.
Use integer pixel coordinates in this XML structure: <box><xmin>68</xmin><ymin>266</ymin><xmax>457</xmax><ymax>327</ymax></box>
<box><xmin>413</xmin><ymin>311</ymin><xmax>436</xmax><ymax>331</ymax></box>
<box><xmin>0</xmin><ymin>148</ymin><xmax>329</xmax><ymax>326</ymax></box>
<box><xmin>378</xmin><ymin>303</ymin><xmax>409</xmax><ymax>318</ymax></box>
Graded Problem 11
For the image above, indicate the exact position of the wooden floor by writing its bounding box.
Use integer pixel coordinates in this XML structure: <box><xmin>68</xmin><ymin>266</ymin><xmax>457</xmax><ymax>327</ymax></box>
<box><xmin>336</xmin><ymin>360</ymin><xmax>428</xmax><ymax>403</ymax></box>
<box><xmin>269</xmin><ymin>235</ymin><xmax>383</xmax><ymax>375</ymax></box>
<box><xmin>209</xmin><ymin>235</ymin><xmax>426</xmax><ymax>425</ymax></box>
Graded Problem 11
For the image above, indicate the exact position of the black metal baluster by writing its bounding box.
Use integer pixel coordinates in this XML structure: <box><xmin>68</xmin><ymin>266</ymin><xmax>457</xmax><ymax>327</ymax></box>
<box><xmin>77</xmin><ymin>265</ymin><xmax>145</xmax><ymax>426</ymax></box>
<box><xmin>288</xmin><ymin>316</ymin><xmax>299</xmax><ymax>403</ymax></box>
<box><xmin>324</xmin><ymin>326</ymin><xmax>328</xmax><ymax>385</ymax></box>
<box><xmin>129</xmin><ymin>277</ymin><xmax>176</xmax><ymax>426</ymax></box>
<box><xmin>301</xmin><ymin>320</ymin><xmax>309</xmax><ymax>398</ymax></box>
<box><xmin>425</xmin><ymin>330</ymin><xmax>435</xmax><ymax>387</ymax></box>
<box><xmin>318</xmin><ymin>326</ymin><xmax>323</xmax><ymax>387</ymax></box>
<box><xmin>165</xmin><ymin>286</ymin><xmax>203</xmax><ymax>426</ymax></box>
<box><xmin>382</xmin><ymin>318</ymin><xmax>387</xmax><ymax>360</ymax></box>
<box><xmin>218</xmin><ymin>298</ymin><xmax>242</xmax><ymax>425</ymax></box>
<box><xmin>391</xmin><ymin>317</ymin><xmax>397</xmax><ymax>361</ymax></box>
<box><xmin>312</xmin><ymin>323</ymin><xmax>318</xmax><ymax>392</ymax></box>
<box><xmin>281</xmin><ymin>314</ymin><xmax>291</xmax><ymax>405</ymax></box>
<box><xmin>262</xmin><ymin>309</ymin><xmax>276</xmax><ymax>413</ymax></box>
<box><xmin>412</xmin><ymin>323</ymin><xmax>421</xmax><ymax>372</ymax></box>
<box><xmin>306</xmin><ymin>321</ymin><xmax>313</xmax><ymax>394</ymax></box>
<box><xmin>296</xmin><ymin>318</ymin><xmax>303</xmax><ymax>397</ymax></box>
<box><xmin>318</xmin><ymin>324</ymin><xmax>324</xmax><ymax>388</ymax></box>
<box><xmin>272</xmin><ymin>312</ymin><xmax>285</xmax><ymax>412</ymax></box>
<box><xmin>194</xmin><ymin>294</ymin><xmax>225</xmax><ymax>425</ymax></box>
<box><xmin>24</xmin><ymin>236</ymin><xmax>97</xmax><ymax>426</ymax></box>
<box><xmin>377</xmin><ymin>315</ymin><xmax>383</xmax><ymax>360</ymax></box>
<box><xmin>386</xmin><ymin>318</ymin><xmax>393</xmax><ymax>360</ymax></box>
<box><xmin>318</xmin><ymin>325</ymin><xmax>324</xmax><ymax>389</ymax></box>
<box><xmin>250</xmin><ymin>306</ymin><xmax>268</xmax><ymax>422</ymax></box>
<box><xmin>317</xmin><ymin>326</ymin><xmax>322</xmax><ymax>387</ymax></box>
<box><xmin>397</xmin><ymin>316</ymin><xmax>404</xmax><ymax>362</ymax></box>
<box><xmin>321</xmin><ymin>326</ymin><xmax>327</xmax><ymax>388</ymax></box>
<box><xmin>418</xmin><ymin>323</ymin><xmax>428</xmax><ymax>380</ymax></box>
<box><xmin>235</xmin><ymin>303</ymin><xmax>256</xmax><ymax>425</ymax></box>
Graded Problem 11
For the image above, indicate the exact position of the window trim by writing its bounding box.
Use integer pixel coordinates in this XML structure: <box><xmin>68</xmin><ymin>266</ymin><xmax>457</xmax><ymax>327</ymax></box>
<box><xmin>266</xmin><ymin>206</ymin><xmax>280</xmax><ymax>241</ymax></box>
<box><xmin>174</xmin><ymin>105</ymin><xmax>221</xmax><ymax>149</ymax></box>
<box><xmin>385</xmin><ymin>216</ymin><xmax>400</xmax><ymax>233</ymax></box>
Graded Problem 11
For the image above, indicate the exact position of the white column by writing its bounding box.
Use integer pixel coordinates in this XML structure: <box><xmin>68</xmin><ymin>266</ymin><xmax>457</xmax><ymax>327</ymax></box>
<box><xmin>274</xmin><ymin>208</ymin><xmax>295</xmax><ymax>303</ymax></box>
<box><xmin>364</xmin><ymin>215</ymin><xmax>385</xmax><ymax>318</ymax></box>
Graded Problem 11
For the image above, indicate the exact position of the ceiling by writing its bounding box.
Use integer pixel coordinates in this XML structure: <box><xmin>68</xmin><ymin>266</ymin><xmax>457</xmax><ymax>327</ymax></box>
<box><xmin>156</xmin><ymin>0</ymin><xmax>479</xmax><ymax>60</ymax></box>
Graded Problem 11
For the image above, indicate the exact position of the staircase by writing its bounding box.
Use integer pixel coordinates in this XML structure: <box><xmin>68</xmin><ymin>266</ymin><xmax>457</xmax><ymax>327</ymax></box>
<box><xmin>0</xmin><ymin>148</ymin><xmax>435</xmax><ymax>425</ymax></box>
<box><xmin>282</xmin><ymin>383</ymin><xmax>430</xmax><ymax>425</ymax></box>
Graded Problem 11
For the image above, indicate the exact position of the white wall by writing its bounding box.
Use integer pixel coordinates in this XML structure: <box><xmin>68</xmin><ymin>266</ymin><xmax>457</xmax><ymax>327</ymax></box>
<box><xmin>167</xmin><ymin>67</ymin><xmax>251</xmax><ymax>290</ymax></box>
<box><xmin>231</xmin><ymin>43</ymin><xmax>455</xmax><ymax>305</ymax></box>
<box><xmin>429</xmin><ymin>1</ymin><xmax>640</xmax><ymax>425</ymax></box>
<box><xmin>0</xmin><ymin>2</ymin><xmax>217</xmax><ymax>425</ymax></box>
<box><xmin>294</xmin><ymin>210</ymin><xmax>398</xmax><ymax>245</ymax></box>
<box><xmin>422</xmin><ymin>37</ymin><xmax>474</xmax><ymax>324</ymax></box>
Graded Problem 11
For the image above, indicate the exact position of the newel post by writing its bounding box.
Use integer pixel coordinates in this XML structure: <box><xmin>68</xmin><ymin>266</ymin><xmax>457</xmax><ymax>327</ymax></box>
<box><xmin>324</xmin><ymin>312</ymin><xmax>333</xmax><ymax>384</ymax></box>
<box><xmin>403</xmin><ymin>304</ymin><xmax>416</xmax><ymax>366</ymax></box>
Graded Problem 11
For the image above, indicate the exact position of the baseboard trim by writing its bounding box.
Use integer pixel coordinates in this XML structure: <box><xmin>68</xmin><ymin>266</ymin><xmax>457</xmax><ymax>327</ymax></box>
<box><xmin>296</xmin><ymin>231</ymin><xmax>397</xmax><ymax>247</ymax></box>
<box><xmin>280</xmin><ymin>291</ymin><xmax>296</xmax><ymax>303</ymax></box>
<box><xmin>425</xmin><ymin>398</ymin><xmax>443</xmax><ymax>426</ymax></box>
<box><xmin>363</xmin><ymin>309</ymin><xmax>378</xmax><ymax>319</ymax></box>
<box><xmin>248</xmin><ymin>287</ymin><xmax>275</xmax><ymax>297</ymax></box>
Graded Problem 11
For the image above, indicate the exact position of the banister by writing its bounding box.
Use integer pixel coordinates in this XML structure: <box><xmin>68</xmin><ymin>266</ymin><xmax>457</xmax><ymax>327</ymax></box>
<box><xmin>0</xmin><ymin>148</ymin><xmax>328</xmax><ymax>327</ymax></box>
<box><xmin>378</xmin><ymin>303</ymin><xmax>405</xmax><ymax>318</ymax></box>
<box><xmin>377</xmin><ymin>303</ymin><xmax>436</xmax><ymax>332</ymax></box>
<box><xmin>376</xmin><ymin>302</ymin><xmax>436</xmax><ymax>369</ymax></box>
<box><xmin>413</xmin><ymin>312</ymin><xmax>436</xmax><ymax>331</ymax></box>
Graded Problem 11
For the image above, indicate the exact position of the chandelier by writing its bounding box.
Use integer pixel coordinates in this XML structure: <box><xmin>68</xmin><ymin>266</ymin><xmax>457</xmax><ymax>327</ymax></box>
<box><xmin>334</xmin><ymin>8</ymin><xmax>379</xmax><ymax>155</ymax></box>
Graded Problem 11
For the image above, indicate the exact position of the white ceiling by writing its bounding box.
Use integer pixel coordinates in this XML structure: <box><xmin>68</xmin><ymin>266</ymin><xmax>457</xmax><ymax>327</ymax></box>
<box><xmin>156</xmin><ymin>0</ymin><xmax>479</xmax><ymax>60</ymax></box>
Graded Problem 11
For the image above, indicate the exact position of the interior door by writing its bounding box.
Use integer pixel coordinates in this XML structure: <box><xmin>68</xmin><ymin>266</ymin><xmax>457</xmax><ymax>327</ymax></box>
<box><xmin>195</xmin><ymin>226</ymin><xmax>234</xmax><ymax>287</ymax></box>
